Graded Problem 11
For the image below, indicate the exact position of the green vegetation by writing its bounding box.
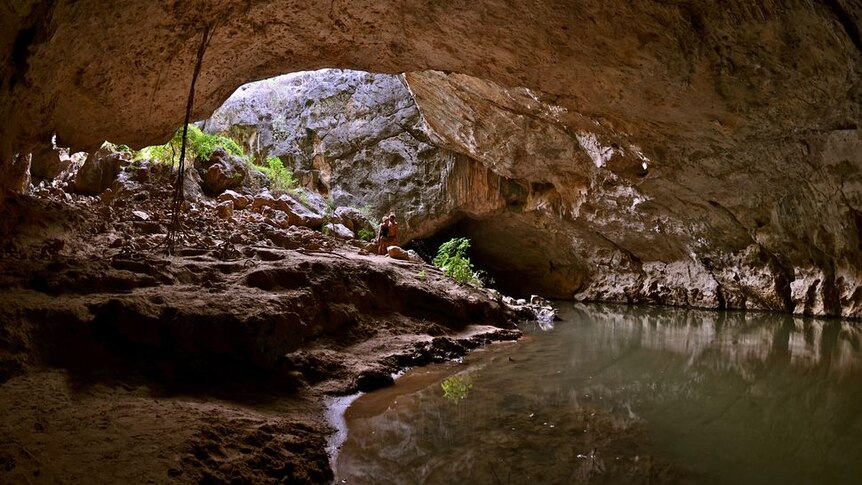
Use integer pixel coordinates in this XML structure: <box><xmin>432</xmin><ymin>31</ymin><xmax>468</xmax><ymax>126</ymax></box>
<box><xmin>419</xmin><ymin>268</ymin><xmax>427</xmax><ymax>282</ymax></box>
<box><xmin>134</xmin><ymin>126</ymin><xmax>306</xmax><ymax>200</ymax></box>
<box><xmin>136</xmin><ymin>124</ymin><xmax>246</xmax><ymax>166</ymax></box>
<box><xmin>357</xmin><ymin>227</ymin><xmax>375</xmax><ymax>241</ymax></box>
<box><xmin>257</xmin><ymin>155</ymin><xmax>299</xmax><ymax>193</ymax></box>
<box><xmin>325</xmin><ymin>197</ymin><xmax>337</xmax><ymax>213</ymax></box>
<box><xmin>433</xmin><ymin>237</ymin><xmax>485</xmax><ymax>287</ymax></box>
<box><xmin>441</xmin><ymin>375</ymin><xmax>472</xmax><ymax>403</ymax></box>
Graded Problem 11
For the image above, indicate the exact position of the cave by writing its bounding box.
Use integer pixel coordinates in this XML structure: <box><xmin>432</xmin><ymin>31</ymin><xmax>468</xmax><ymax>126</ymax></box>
<box><xmin>1</xmin><ymin>1</ymin><xmax>861</xmax><ymax>484</ymax></box>
<box><xmin>2</xmin><ymin>2</ymin><xmax>861</xmax><ymax>317</ymax></box>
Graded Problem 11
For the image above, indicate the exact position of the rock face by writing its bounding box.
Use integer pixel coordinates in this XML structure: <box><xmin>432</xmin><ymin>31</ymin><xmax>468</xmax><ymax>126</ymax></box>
<box><xmin>30</xmin><ymin>145</ymin><xmax>72</xmax><ymax>180</ymax></box>
<box><xmin>0</xmin><ymin>153</ymin><xmax>30</xmax><ymax>194</ymax></box>
<box><xmin>402</xmin><ymin>71</ymin><xmax>862</xmax><ymax>318</ymax></box>
<box><xmin>203</xmin><ymin>69</ymin><xmax>463</xmax><ymax>240</ymax></box>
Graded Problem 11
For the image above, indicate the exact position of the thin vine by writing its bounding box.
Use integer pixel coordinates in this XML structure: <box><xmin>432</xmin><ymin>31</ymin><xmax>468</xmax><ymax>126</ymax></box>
<box><xmin>163</xmin><ymin>23</ymin><xmax>216</xmax><ymax>255</ymax></box>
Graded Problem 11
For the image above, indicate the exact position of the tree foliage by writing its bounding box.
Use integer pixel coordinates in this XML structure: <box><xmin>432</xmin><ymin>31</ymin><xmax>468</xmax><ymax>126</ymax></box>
<box><xmin>433</xmin><ymin>237</ymin><xmax>484</xmax><ymax>287</ymax></box>
<box><xmin>136</xmin><ymin>124</ymin><xmax>245</xmax><ymax>165</ymax></box>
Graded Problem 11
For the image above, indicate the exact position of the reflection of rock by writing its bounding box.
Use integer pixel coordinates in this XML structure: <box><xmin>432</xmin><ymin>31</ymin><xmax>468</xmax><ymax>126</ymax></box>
<box><xmin>337</xmin><ymin>303</ymin><xmax>862</xmax><ymax>484</ymax></box>
<box><xmin>580</xmin><ymin>303</ymin><xmax>862</xmax><ymax>377</ymax></box>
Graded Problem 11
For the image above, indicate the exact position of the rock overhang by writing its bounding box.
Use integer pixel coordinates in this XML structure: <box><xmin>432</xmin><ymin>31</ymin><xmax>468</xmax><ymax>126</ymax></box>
<box><xmin>2</xmin><ymin>1</ymin><xmax>857</xmax><ymax>154</ymax></box>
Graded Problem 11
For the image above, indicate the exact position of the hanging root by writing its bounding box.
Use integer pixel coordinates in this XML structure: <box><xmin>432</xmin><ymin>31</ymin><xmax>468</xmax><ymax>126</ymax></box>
<box><xmin>163</xmin><ymin>23</ymin><xmax>216</xmax><ymax>255</ymax></box>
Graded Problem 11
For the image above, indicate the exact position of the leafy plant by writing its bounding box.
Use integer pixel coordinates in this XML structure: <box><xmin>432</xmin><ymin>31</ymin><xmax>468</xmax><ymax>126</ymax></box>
<box><xmin>433</xmin><ymin>237</ymin><xmax>484</xmax><ymax>287</ymax></box>
<box><xmin>357</xmin><ymin>227</ymin><xmax>375</xmax><ymax>241</ymax></box>
<box><xmin>136</xmin><ymin>124</ymin><xmax>247</xmax><ymax>165</ymax></box>
<box><xmin>441</xmin><ymin>375</ymin><xmax>472</xmax><ymax>403</ymax></box>
<box><xmin>259</xmin><ymin>155</ymin><xmax>298</xmax><ymax>193</ymax></box>
<box><xmin>419</xmin><ymin>268</ymin><xmax>426</xmax><ymax>282</ymax></box>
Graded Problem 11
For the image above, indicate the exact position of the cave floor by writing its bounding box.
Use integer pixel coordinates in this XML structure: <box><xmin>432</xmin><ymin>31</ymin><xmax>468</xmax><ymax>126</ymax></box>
<box><xmin>0</xmin><ymin>169</ymin><xmax>520</xmax><ymax>483</ymax></box>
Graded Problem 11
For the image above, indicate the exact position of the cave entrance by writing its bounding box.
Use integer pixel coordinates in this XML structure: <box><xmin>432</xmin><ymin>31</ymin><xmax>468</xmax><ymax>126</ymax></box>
<box><xmin>25</xmin><ymin>67</ymin><xmax>590</xmax><ymax>301</ymax></box>
<box><xmin>196</xmin><ymin>68</ymin><xmax>588</xmax><ymax>300</ymax></box>
<box><xmin>408</xmin><ymin>214</ymin><xmax>586</xmax><ymax>300</ymax></box>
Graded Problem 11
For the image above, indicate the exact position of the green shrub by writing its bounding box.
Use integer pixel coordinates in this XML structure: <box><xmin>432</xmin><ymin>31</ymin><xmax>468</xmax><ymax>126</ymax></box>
<box><xmin>259</xmin><ymin>155</ymin><xmax>298</xmax><ymax>193</ymax></box>
<box><xmin>357</xmin><ymin>227</ymin><xmax>375</xmax><ymax>241</ymax></box>
<box><xmin>433</xmin><ymin>237</ymin><xmax>484</xmax><ymax>287</ymax></box>
<box><xmin>135</xmin><ymin>124</ymin><xmax>246</xmax><ymax>165</ymax></box>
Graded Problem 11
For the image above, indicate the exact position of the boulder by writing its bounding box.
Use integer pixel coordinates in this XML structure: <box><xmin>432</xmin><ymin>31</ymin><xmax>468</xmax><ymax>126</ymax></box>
<box><xmin>251</xmin><ymin>192</ymin><xmax>276</xmax><ymax>212</ymax></box>
<box><xmin>182</xmin><ymin>167</ymin><xmax>204</xmax><ymax>201</ymax></box>
<box><xmin>218</xmin><ymin>189</ymin><xmax>251</xmax><ymax>210</ymax></box>
<box><xmin>72</xmin><ymin>143</ymin><xmax>130</xmax><ymax>195</ymax></box>
<box><xmin>30</xmin><ymin>146</ymin><xmax>72</xmax><ymax>180</ymax></box>
<box><xmin>275</xmin><ymin>194</ymin><xmax>325</xmax><ymax>228</ymax></box>
<box><xmin>323</xmin><ymin>222</ymin><xmax>354</xmax><ymax>240</ymax></box>
<box><xmin>199</xmin><ymin>148</ymin><xmax>247</xmax><ymax>194</ymax></box>
<box><xmin>334</xmin><ymin>206</ymin><xmax>371</xmax><ymax>233</ymax></box>
<box><xmin>204</xmin><ymin>71</ymin><xmax>453</xmax><ymax>245</ymax></box>
<box><xmin>216</xmin><ymin>200</ymin><xmax>234</xmax><ymax>219</ymax></box>
<box><xmin>387</xmin><ymin>246</ymin><xmax>422</xmax><ymax>262</ymax></box>
<box><xmin>356</xmin><ymin>369</ymin><xmax>394</xmax><ymax>392</ymax></box>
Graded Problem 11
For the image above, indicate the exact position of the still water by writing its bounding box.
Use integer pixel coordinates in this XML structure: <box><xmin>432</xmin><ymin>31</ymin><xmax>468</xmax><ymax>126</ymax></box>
<box><xmin>334</xmin><ymin>303</ymin><xmax>862</xmax><ymax>484</ymax></box>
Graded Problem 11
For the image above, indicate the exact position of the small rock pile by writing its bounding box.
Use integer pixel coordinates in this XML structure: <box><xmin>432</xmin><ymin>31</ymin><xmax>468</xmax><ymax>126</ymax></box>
<box><xmin>501</xmin><ymin>294</ymin><xmax>558</xmax><ymax>324</ymax></box>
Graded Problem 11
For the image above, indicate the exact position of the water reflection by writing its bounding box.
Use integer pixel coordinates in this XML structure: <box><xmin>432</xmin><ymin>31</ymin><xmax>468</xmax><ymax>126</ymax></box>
<box><xmin>335</xmin><ymin>304</ymin><xmax>862</xmax><ymax>485</ymax></box>
<box><xmin>579</xmin><ymin>303</ymin><xmax>862</xmax><ymax>378</ymax></box>
<box><xmin>441</xmin><ymin>375</ymin><xmax>473</xmax><ymax>403</ymax></box>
